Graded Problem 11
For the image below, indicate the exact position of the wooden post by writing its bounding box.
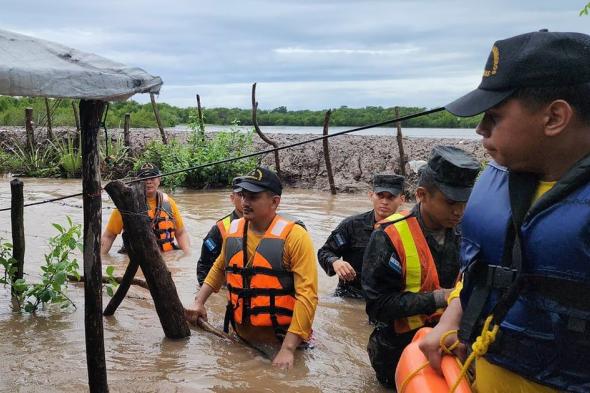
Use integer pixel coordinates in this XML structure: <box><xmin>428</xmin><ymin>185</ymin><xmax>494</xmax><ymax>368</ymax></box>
<box><xmin>322</xmin><ymin>110</ymin><xmax>336</xmax><ymax>195</ymax></box>
<box><xmin>123</xmin><ymin>113</ymin><xmax>131</xmax><ymax>150</ymax></box>
<box><xmin>10</xmin><ymin>179</ymin><xmax>25</xmax><ymax>287</ymax></box>
<box><xmin>72</xmin><ymin>100</ymin><xmax>81</xmax><ymax>132</ymax></box>
<box><xmin>104</xmin><ymin>180</ymin><xmax>190</xmax><ymax>339</ymax></box>
<box><xmin>196</xmin><ymin>94</ymin><xmax>205</xmax><ymax>141</ymax></box>
<box><xmin>25</xmin><ymin>107</ymin><xmax>34</xmax><ymax>152</ymax></box>
<box><xmin>79</xmin><ymin>99</ymin><xmax>109</xmax><ymax>393</ymax></box>
<box><xmin>251</xmin><ymin>83</ymin><xmax>281</xmax><ymax>175</ymax></box>
<box><xmin>395</xmin><ymin>107</ymin><xmax>407</xmax><ymax>177</ymax></box>
<box><xmin>103</xmin><ymin>256</ymin><xmax>139</xmax><ymax>316</ymax></box>
<box><xmin>150</xmin><ymin>93</ymin><xmax>168</xmax><ymax>144</ymax></box>
<box><xmin>44</xmin><ymin>98</ymin><xmax>55</xmax><ymax>141</ymax></box>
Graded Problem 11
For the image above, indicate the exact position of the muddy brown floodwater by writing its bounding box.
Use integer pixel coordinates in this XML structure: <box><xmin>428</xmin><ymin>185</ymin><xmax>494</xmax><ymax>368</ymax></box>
<box><xmin>0</xmin><ymin>177</ymin><xmax>414</xmax><ymax>393</ymax></box>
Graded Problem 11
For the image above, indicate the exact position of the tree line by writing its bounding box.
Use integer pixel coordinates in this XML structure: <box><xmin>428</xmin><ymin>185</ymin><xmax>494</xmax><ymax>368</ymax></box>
<box><xmin>0</xmin><ymin>96</ymin><xmax>481</xmax><ymax>129</ymax></box>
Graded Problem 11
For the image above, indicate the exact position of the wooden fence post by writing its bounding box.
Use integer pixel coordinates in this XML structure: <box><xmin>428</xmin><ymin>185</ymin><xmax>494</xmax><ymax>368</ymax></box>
<box><xmin>196</xmin><ymin>94</ymin><xmax>205</xmax><ymax>141</ymax></box>
<box><xmin>321</xmin><ymin>110</ymin><xmax>336</xmax><ymax>195</ymax></box>
<box><xmin>72</xmin><ymin>100</ymin><xmax>81</xmax><ymax>132</ymax></box>
<box><xmin>104</xmin><ymin>180</ymin><xmax>190</xmax><ymax>339</ymax></box>
<box><xmin>395</xmin><ymin>107</ymin><xmax>407</xmax><ymax>177</ymax></box>
<box><xmin>25</xmin><ymin>107</ymin><xmax>34</xmax><ymax>152</ymax></box>
<box><xmin>10</xmin><ymin>179</ymin><xmax>25</xmax><ymax>289</ymax></box>
<box><xmin>251</xmin><ymin>83</ymin><xmax>280</xmax><ymax>175</ymax></box>
<box><xmin>79</xmin><ymin>99</ymin><xmax>109</xmax><ymax>393</ymax></box>
<box><xmin>123</xmin><ymin>113</ymin><xmax>131</xmax><ymax>150</ymax></box>
<box><xmin>44</xmin><ymin>98</ymin><xmax>55</xmax><ymax>141</ymax></box>
<box><xmin>150</xmin><ymin>93</ymin><xmax>168</xmax><ymax>145</ymax></box>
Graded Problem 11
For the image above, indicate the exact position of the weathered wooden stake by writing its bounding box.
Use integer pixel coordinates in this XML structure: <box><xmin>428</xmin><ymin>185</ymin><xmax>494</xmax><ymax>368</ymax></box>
<box><xmin>80</xmin><ymin>99</ymin><xmax>109</xmax><ymax>393</ymax></box>
<box><xmin>150</xmin><ymin>93</ymin><xmax>168</xmax><ymax>144</ymax></box>
<box><xmin>44</xmin><ymin>98</ymin><xmax>55</xmax><ymax>141</ymax></box>
<box><xmin>25</xmin><ymin>107</ymin><xmax>34</xmax><ymax>152</ymax></box>
<box><xmin>102</xmin><ymin>256</ymin><xmax>139</xmax><ymax>316</ymax></box>
<box><xmin>104</xmin><ymin>180</ymin><xmax>190</xmax><ymax>339</ymax></box>
<box><xmin>196</xmin><ymin>94</ymin><xmax>205</xmax><ymax>141</ymax></box>
<box><xmin>395</xmin><ymin>107</ymin><xmax>407</xmax><ymax>177</ymax></box>
<box><xmin>10</xmin><ymin>179</ymin><xmax>25</xmax><ymax>287</ymax></box>
<box><xmin>72</xmin><ymin>100</ymin><xmax>81</xmax><ymax>132</ymax></box>
<box><xmin>251</xmin><ymin>83</ymin><xmax>281</xmax><ymax>175</ymax></box>
<box><xmin>123</xmin><ymin>113</ymin><xmax>131</xmax><ymax>150</ymax></box>
<box><xmin>321</xmin><ymin>110</ymin><xmax>336</xmax><ymax>195</ymax></box>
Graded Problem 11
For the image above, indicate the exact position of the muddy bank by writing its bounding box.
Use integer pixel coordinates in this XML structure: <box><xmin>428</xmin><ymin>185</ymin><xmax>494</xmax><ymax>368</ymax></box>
<box><xmin>0</xmin><ymin>126</ymin><xmax>488</xmax><ymax>194</ymax></box>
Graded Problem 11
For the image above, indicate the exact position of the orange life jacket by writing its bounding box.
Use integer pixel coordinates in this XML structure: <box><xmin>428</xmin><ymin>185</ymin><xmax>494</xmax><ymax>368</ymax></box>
<box><xmin>379</xmin><ymin>211</ymin><xmax>442</xmax><ymax>334</ymax></box>
<box><xmin>223</xmin><ymin>215</ymin><xmax>297</xmax><ymax>335</ymax></box>
<box><xmin>216</xmin><ymin>213</ymin><xmax>233</xmax><ymax>241</ymax></box>
<box><xmin>148</xmin><ymin>191</ymin><xmax>178</xmax><ymax>252</ymax></box>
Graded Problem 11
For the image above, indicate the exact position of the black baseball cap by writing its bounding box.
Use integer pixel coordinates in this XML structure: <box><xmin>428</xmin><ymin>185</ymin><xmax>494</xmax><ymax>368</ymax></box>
<box><xmin>373</xmin><ymin>173</ymin><xmax>404</xmax><ymax>196</ymax></box>
<box><xmin>235</xmin><ymin>167</ymin><xmax>282</xmax><ymax>195</ymax></box>
<box><xmin>446</xmin><ymin>30</ymin><xmax>590</xmax><ymax>117</ymax></box>
<box><xmin>422</xmin><ymin>146</ymin><xmax>479</xmax><ymax>202</ymax></box>
<box><xmin>136</xmin><ymin>163</ymin><xmax>161</xmax><ymax>178</ymax></box>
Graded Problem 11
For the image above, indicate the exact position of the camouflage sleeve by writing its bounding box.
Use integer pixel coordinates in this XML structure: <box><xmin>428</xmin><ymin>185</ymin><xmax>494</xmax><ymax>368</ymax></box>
<box><xmin>317</xmin><ymin>220</ymin><xmax>351</xmax><ymax>276</ymax></box>
<box><xmin>197</xmin><ymin>224</ymin><xmax>222</xmax><ymax>286</ymax></box>
<box><xmin>362</xmin><ymin>229</ymin><xmax>437</xmax><ymax>325</ymax></box>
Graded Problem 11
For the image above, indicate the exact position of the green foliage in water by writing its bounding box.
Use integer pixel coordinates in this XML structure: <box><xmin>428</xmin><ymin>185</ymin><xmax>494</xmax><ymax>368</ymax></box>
<box><xmin>0</xmin><ymin>217</ymin><xmax>82</xmax><ymax>313</ymax></box>
<box><xmin>135</xmin><ymin>122</ymin><xmax>258</xmax><ymax>189</ymax></box>
<box><xmin>50</xmin><ymin>134</ymin><xmax>82</xmax><ymax>178</ymax></box>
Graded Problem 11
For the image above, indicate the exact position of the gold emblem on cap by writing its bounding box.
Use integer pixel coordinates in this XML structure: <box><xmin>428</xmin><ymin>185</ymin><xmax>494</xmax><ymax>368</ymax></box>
<box><xmin>244</xmin><ymin>169</ymin><xmax>263</xmax><ymax>181</ymax></box>
<box><xmin>483</xmin><ymin>46</ymin><xmax>500</xmax><ymax>77</ymax></box>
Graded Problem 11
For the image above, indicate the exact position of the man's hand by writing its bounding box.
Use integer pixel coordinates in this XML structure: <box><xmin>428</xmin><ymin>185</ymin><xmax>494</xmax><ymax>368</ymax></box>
<box><xmin>184</xmin><ymin>301</ymin><xmax>208</xmax><ymax>325</ymax></box>
<box><xmin>333</xmin><ymin>259</ymin><xmax>356</xmax><ymax>281</ymax></box>
<box><xmin>272</xmin><ymin>346</ymin><xmax>295</xmax><ymax>370</ymax></box>
<box><xmin>419</xmin><ymin>298</ymin><xmax>463</xmax><ymax>373</ymax></box>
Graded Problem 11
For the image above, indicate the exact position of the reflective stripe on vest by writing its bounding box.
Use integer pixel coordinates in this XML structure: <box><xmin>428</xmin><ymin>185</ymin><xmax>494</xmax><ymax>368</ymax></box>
<box><xmin>216</xmin><ymin>214</ymin><xmax>232</xmax><ymax>240</ymax></box>
<box><xmin>224</xmin><ymin>215</ymin><xmax>296</xmax><ymax>330</ymax></box>
<box><xmin>381</xmin><ymin>211</ymin><xmax>441</xmax><ymax>333</ymax></box>
<box><xmin>148</xmin><ymin>192</ymin><xmax>177</xmax><ymax>252</ymax></box>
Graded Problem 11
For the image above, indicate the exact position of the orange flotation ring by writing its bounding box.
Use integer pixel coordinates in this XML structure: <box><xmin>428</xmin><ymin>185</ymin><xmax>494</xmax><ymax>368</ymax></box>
<box><xmin>395</xmin><ymin>327</ymin><xmax>472</xmax><ymax>393</ymax></box>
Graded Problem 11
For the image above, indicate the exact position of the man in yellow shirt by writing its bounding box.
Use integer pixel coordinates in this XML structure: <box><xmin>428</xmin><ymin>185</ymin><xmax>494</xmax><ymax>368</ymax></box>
<box><xmin>419</xmin><ymin>30</ymin><xmax>590</xmax><ymax>392</ymax></box>
<box><xmin>185</xmin><ymin>167</ymin><xmax>318</xmax><ymax>370</ymax></box>
<box><xmin>100</xmin><ymin>163</ymin><xmax>190</xmax><ymax>255</ymax></box>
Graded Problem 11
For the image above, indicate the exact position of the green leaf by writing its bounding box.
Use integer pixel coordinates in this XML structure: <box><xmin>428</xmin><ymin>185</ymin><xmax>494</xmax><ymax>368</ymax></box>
<box><xmin>54</xmin><ymin>271</ymin><xmax>67</xmax><ymax>286</ymax></box>
<box><xmin>106</xmin><ymin>265</ymin><xmax>115</xmax><ymax>276</ymax></box>
<box><xmin>106</xmin><ymin>286</ymin><xmax>113</xmax><ymax>297</ymax></box>
<box><xmin>52</xmin><ymin>223</ymin><xmax>64</xmax><ymax>233</ymax></box>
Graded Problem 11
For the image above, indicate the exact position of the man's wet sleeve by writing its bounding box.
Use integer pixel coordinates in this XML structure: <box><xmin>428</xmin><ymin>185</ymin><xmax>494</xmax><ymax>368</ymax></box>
<box><xmin>317</xmin><ymin>221</ymin><xmax>350</xmax><ymax>276</ymax></box>
<box><xmin>362</xmin><ymin>229</ymin><xmax>437</xmax><ymax>325</ymax></box>
<box><xmin>197</xmin><ymin>225</ymin><xmax>222</xmax><ymax>286</ymax></box>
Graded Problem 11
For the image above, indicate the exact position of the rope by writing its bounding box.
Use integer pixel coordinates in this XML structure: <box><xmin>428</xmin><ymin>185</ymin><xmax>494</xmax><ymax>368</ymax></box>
<box><xmin>0</xmin><ymin>107</ymin><xmax>445</xmax><ymax>212</ymax></box>
<box><xmin>449</xmin><ymin>315</ymin><xmax>499</xmax><ymax>393</ymax></box>
<box><xmin>399</xmin><ymin>361</ymin><xmax>430</xmax><ymax>393</ymax></box>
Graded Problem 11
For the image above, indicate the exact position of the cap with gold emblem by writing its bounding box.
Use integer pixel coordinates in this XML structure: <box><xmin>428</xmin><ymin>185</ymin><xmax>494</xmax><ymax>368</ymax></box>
<box><xmin>234</xmin><ymin>167</ymin><xmax>282</xmax><ymax>195</ymax></box>
<box><xmin>446</xmin><ymin>30</ymin><xmax>590</xmax><ymax>117</ymax></box>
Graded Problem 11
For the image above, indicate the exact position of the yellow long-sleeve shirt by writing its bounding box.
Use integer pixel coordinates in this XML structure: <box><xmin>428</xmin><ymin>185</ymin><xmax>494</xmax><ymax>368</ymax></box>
<box><xmin>204</xmin><ymin>223</ymin><xmax>318</xmax><ymax>341</ymax></box>
<box><xmin>106</xmin><ymin>194</ymin><xmax>184</xmax><ymax>235</ymax></box>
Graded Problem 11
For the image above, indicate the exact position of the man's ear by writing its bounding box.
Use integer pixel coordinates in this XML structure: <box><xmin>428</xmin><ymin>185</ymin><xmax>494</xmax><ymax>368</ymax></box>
<box><xmin>416</xmin><ymin>187</ymin><xmax>427</xmax><ymax>202</ymax></box>
<box><xmin>544</xmin><ymin>99</ymin><xmax>573</xmax><ymax>137</ymax></box>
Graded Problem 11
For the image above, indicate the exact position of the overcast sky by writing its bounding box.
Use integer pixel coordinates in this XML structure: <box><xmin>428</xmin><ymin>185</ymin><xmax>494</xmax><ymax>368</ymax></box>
<box><xmin>1</xmin><ymin>0</ymin><xmax>589</xmax><ymax>109</ymax></box>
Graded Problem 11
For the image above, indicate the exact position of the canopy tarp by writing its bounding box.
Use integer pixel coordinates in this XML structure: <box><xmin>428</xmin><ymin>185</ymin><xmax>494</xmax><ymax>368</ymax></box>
<box><xmin>0</xmin><ymin>29</ymin><xmax>162</xmax><ymax>101</ymax></box>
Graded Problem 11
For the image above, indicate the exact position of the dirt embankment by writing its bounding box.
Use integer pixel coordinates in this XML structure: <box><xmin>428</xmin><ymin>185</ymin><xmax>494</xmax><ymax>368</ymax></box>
<box><xmin>0</xmin><ymin>126</ymin><xmax>489</xmax><ymax>194</ymax></box>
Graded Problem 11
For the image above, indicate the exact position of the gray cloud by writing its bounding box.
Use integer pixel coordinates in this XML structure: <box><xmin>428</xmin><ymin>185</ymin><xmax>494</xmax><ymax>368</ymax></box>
<box><xmin>1</xmin><ymin>0</ymin><xmax>589</xmax><ymax>109</ymax></box>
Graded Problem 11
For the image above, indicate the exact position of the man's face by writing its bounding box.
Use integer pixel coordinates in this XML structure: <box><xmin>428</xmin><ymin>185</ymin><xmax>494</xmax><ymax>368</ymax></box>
<box><xmin>230</xmin><ymin>191</ymin><xmax>243</xmax><ymax>214</ymax></box>
<box><xmin>476</xmin><ymin>98</ymin><xmax>545</xmax><ymax>171</ymax></box>
<box><xmin>369</xmin><ymin>191</ymin><xmax>405</xmax><ymax>219</ymax></box>
<box><xmin>144</xmin><ymin>176</ymin><xmax>161</xmax><ymax>197</ymax></box>
<box><xmin>418</xmin><ymin>188</ymin><xmax>466</xmax><ymax>229</ymax></box>
<box><xmin>239</xmin><ymin>190</ymin><xmax>280</xmax><ymax>221</ymax></box>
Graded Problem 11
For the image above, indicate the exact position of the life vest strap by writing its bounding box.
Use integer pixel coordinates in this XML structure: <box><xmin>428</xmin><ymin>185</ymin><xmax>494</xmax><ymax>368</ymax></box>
<box><xmin>227</xmin><ymin>286</ymin><xmax>294</xmax><ymax>298</ymax></box>
<box><xmin>249</xmin><ymin>306</ymin><xmax>294</xmax><ymax>317</ymax></box>
<box><xmin>226</xmin><ymin>265</ymin><xmax>292</xmax><ymax>279</ymax></box>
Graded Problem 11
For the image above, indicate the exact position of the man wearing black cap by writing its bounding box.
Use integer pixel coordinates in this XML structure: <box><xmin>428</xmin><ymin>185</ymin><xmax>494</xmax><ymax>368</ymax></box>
<box><xmin>196</xmin><ymin>176</ymin><xmax>244</xmax><ymax>286</ymax></box>
<box><xmin>318</xmin><ymin>173</ymin><xmax>405</xmax><ymax>298</ymax></box>
<box><xmin>419</xmin><ymin>31</ymin><xmax>590</xmax><ymax>393</ymax></box>
<box><xmin>362</xmin><ymin>146</ymin><xmax>479</xmax><ymax>388</ymax></box>
<box><xmin>185</xmin><ymin>167</ymin><xmax>318</xmax><ymax>370</ymax></box>
<box><xmin>100</xmin><ymin>163</ymin><xmax>191</xmax><ymax>254</ymax></box>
